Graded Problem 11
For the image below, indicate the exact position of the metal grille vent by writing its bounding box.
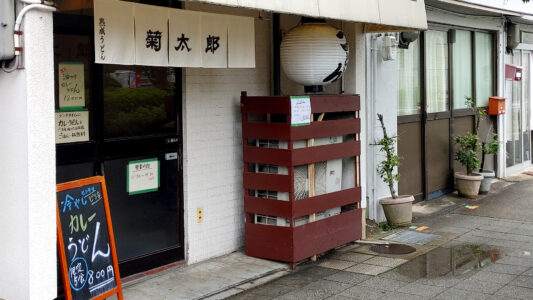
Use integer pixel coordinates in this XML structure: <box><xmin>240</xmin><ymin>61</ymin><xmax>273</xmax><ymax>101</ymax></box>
<box><xmin>315</xmin><ymin>161</ymin><xmax>327</xmax><ymax>195</ymax></box>
<box><xmin>294</xmin><ymin>165</ymin><xmax>309</xmax><ymax>200</ymax></box>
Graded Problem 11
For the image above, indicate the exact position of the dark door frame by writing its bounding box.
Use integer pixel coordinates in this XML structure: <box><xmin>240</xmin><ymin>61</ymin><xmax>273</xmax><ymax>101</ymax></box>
<box><xmin>53</xmin><ymin>8</ymin><xmax>185</xmax><ymax>277</ymax></box>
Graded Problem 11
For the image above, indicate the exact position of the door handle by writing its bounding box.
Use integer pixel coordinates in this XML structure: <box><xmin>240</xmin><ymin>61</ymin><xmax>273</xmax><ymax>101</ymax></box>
<box><xmin>100</xmin><ymin>161</ymin><xmax>106</xmax><ymax>176</ymax></box>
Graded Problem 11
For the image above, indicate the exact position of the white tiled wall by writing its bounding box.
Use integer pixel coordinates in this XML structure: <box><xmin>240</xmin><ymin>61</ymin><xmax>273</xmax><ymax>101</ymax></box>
<box><xmin>182</xmin><ymin>3</ymin><xmax>272</xmax><ymax>263</ymax></box>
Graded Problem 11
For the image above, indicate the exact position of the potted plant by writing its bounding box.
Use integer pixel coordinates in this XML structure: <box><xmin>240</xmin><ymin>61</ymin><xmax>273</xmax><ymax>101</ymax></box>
<box><xmin>479</xmin><ymin>133</ymin><xmax>498</xmax><ymax>194</ymax></box>
<box><xmin>376</xmin><ymin>113</ymin><xmax>414</xmax><ymax>226</ymax></box>
<box><xmin>465</xmin><ymin>97</ymin><xmax>499</xmax><ymax>194</ymax></box>
<box><xmin>454</xmin><ymin>132</ymin><xmax>483</xmax><ymax>198</ymax></box>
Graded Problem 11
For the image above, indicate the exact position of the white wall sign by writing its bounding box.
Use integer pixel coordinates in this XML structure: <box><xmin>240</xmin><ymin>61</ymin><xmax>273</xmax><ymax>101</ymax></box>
<box><xmin>93</xmin><ymin>0</ymin><xmax>135</xmax><ymax>65</ymax></box>
<box><xmin>58</xmin><ymin>62</ymin><xmax>85</xmax><ymax>108</ymax></box>
<box><xmin>201</xmin><ymin>13</ymin><xmax>228</xmax><ymax>68</ymax></box>
<box><xmin>135</xmin><ymin>4</ymin><xmax>169</xmax><ymax>67</ymax></box>
<box><xmin>127</xmin><ymin>159</ymin><xmax>160</xmax><ymax>195</ymax></box>
<box><xmin>290</xmin><ymin>96</ymin><xmax>311</xmax><ymax>126</ymax></box>
<box><xmin>55</xmin><ymin>110</ymin><xmax>90</xmax><ymax>144</ymax></box>
<box><xmin>228</xmin><ymin>16</ymin><xmax>255</xmax><ymax>68</ymax></box>
<box><xmin>169</xmin><ymin>10</ymin><xmax>202</xmax><ymax>67</ymax></box>
<box><xmin>93</xmin><ymin>2</ymin><xmax>255</xmax><ymax>68</ymax></box>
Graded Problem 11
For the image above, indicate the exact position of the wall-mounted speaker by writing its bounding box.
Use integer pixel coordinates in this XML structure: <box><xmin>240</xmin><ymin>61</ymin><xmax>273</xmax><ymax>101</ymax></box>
<box><xmin>507</xmin><ymin>22</ymin><xmax>520</xmax><ymax>51</ymax></box>
<box><xmin>398</xmin><ymin>31</ymin><xmax>419</xmax><ymax>49</ymax></box>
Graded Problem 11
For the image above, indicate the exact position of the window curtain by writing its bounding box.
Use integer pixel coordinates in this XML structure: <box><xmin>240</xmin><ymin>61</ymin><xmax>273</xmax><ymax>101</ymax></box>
<box><xmin>425</xmin><ymin>30</ymin><xmax>449</xmax><ymax>113</ymax></box>
<box><xmin>453</xmin><ymin>30</ymin><xmax>472</xmax><ymax>109</ymax></box>
<box><xmin>397</xmin><ymin>39</ymin><xmax>420</xmax><ymax>116</ymax></box>
<box><xmin>474</xmin><ymin>32</ymin><xmax>493</xmax><ymax>107</ymax></box>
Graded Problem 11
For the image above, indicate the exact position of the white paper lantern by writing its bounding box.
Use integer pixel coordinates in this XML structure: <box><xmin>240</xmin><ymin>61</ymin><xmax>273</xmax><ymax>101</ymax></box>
<box><xmin>280</xmin><ymin>23</ymin><xmax>349</xmax><ymax>87</ymax></box>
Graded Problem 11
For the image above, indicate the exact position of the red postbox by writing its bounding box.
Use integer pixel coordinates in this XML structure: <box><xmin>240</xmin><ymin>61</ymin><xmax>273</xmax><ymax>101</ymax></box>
<box><xmin>488</xmin><ymin>96</ymin><xmax>505</xmax><ymax>115</ymax></box>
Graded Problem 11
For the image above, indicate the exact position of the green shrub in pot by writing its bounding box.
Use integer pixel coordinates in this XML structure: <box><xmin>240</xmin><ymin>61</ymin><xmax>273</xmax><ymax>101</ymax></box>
<box><xmin>376</xmin><ymin>114</ymin><xmax>413</xmax><ymax>226</ymax></box>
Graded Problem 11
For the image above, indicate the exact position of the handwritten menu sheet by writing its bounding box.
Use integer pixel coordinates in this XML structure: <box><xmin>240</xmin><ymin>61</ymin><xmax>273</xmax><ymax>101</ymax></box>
<box><xmin>58</xmin><ymin>62</ymin><xmax>85</xmax><ymax>108</ymax></box>
<box><xmin>127</xmin><ymin>158</ymin><xmax>159</xmax><ymax>195</ymax></box>
<box><xmin>55</xmin><ymin>110</ymin><xmax>90</xmax><ymax>144</ymax></box>
<box><xmin>56</xmin><ymin>176</ymin><xmax>123</xmax><ymax>300</ymax></box>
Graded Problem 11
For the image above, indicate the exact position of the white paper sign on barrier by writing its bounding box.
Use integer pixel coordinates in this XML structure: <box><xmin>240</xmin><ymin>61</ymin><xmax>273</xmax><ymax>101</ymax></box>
<box><xmin>290</xmin><ymin>96</ymin><xmax>312</xmax><ymax>126</ymax></box>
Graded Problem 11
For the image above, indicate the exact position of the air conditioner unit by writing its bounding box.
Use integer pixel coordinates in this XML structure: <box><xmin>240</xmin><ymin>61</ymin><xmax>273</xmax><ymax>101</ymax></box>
<box><xmin>314</xmin><ymin>136</ymin><xmax>343</xmax><ymax>220</ymax></box>
<box><xmin>314</xmin><ymin>136</ymin><xmax>343</xmax><ymax>195</ymax></box>
<box><xmin>255</xmin><ymin>139</ymin><xmax>308</xmax><ymax>201</ymax></box>
<box><xmin>292</xmin><ymin>136</ymin><xmax>343</xmax><ymax>200</ymax></box>
<box><xmin>252</xmin><ymin>137</ymin><xmax>343</xmax><ymax>225</ymax></box>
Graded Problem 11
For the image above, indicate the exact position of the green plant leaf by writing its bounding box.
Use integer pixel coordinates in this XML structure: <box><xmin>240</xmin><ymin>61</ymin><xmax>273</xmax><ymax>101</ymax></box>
<box><xmin>454</xmin><ymin>132</ymin><xmax>481</xmax><ymax>174</ymax></box>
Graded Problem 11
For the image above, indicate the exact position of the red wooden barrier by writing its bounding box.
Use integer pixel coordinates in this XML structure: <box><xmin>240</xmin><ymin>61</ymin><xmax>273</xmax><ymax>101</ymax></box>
<box><xmin>241</xmin><ymin>92</ymin><xmax>362</xmax><ymax>268</ymax></box>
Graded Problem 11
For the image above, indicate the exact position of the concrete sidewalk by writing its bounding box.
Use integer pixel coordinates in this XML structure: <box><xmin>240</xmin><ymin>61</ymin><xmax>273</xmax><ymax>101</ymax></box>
<box><xmin>116</xmin><ymin>171</ymin><xmax>533</xmax><ymax>300</ymax></box>
<box><xmin>116</xmin><ymin>252</ymin><xmax>288</xmax><ymax>300</ymax></box>
<box><xmin>228</xmin><ymin>173</ymin><xmax>533</xmax><ymax>299</ymax></box>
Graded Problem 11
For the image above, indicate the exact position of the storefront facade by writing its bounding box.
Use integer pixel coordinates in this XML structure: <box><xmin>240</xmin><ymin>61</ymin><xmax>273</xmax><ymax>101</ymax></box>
<box><xmin>0</xmin><ymin>0</ymin><xmax>426</xmax><ymax>298</ymax></box>
<box><xmin>366</xmin><ymin>0</ymin><xmax>533</xmax><ymax>223</ymax></box>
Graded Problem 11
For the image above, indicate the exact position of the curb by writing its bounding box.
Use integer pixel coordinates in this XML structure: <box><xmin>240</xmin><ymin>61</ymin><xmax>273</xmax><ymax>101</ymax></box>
<box><xmin>199</xmin><ymin>267</ymin><xmax>290</xmax><ymax>299</ymax></box>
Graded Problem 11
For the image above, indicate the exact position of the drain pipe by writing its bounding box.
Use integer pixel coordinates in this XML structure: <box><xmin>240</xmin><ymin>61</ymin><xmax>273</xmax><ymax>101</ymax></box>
<box><xmin>368</xmin><ymin>33</ymin><xmax>380</xmax><ymax>222</ymax></box>
<box><xmin>1</xmin><ymin>1</ymin><xmax>56</xmax><ymax>72</ymax></box>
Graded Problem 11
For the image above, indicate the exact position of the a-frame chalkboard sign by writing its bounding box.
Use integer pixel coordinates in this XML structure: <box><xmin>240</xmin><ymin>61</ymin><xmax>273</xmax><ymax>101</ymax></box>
<box><xmin>56</xmin><ymin>176</ymin><xmax>123</xmax><ymax>300</ymax></box>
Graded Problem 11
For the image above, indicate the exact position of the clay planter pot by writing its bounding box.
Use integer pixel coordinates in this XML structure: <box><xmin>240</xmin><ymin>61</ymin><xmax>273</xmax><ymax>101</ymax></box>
<box><xmin>455</xmin><ymin>172</ymin><xmax>483</xmax><ymax>198</ymax></box>
<box><xmin>478</xmin><ymin>170</ymin><xmax>495</xmax><ymax>194</ymax></box>
<box><xmin>379</xmin><ymin>195</ymin><xmax>414</xmax><ymax>227</ymax></box>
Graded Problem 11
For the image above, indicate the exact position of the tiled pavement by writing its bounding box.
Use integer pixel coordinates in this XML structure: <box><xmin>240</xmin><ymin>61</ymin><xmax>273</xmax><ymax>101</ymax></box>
<box><xmin>227</xmin><ymin>175</ymin><xmax>533</xmax><ymax>300</ymax></box>
<box><xmin>226</xmin><ymin>214</ymin><xmax>533</xmax><ymax>299</ymax></box>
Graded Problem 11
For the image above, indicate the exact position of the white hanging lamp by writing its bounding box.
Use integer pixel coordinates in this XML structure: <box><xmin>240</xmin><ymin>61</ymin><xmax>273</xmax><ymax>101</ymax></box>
<box><xmin>280</xmin><ymin>18</ymin><xmax>349</xmax><ymax>93</ymax></box>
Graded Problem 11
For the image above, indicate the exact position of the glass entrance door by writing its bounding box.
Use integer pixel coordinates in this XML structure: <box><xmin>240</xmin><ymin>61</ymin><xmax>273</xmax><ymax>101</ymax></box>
<box><xmin>54</xmin><ymin>12</ymin><xmax>184</xmax><ymax>278</ymax></box>
<box><xmin>506</xmin><ymin>51</ymin><xmax>531</xmax><ymax>169</ymax></box>
<box><xmin>397</xmin><ymin>29</ymin><xmax>496</xmax><ymax>201</ymax></box>
<box><xmin>424</xmin><ymin>30</ymin><xmax>453</xmax><ymax>199</ymax></box>
<box><xmin>101</xmin><ymin>64</ymin><xmax>182</xmax><ymax>275</ymax></box>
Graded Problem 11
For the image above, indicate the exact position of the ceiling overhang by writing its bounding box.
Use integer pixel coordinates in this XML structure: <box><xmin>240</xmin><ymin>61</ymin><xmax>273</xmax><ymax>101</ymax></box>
<box><xmin>186</xmin><ymin>0</ymin><xmax>428</xmax><ymax>30</ymax></box>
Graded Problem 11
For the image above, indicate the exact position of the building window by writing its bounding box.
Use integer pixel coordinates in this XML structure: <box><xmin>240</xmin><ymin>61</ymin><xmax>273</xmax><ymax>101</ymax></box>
<box><xmin>474</xmin><ymin>32</ymin><xmax>494</xmax><ymax>107</ymax></box>
<box><xmin>425</xmin><ymin>30</ymin><xmax>449</xmax><ymax>113</ymax></box>
<box><xmin>103</xmin><ymin>65</ymin><xmax>177</xmax><ymax>139</ymax></box>
<box><xmin>453</xmin><ymin>30</ymin><xmax>473</xmax><ymax>109</ymax></box>
<box><xmin>397</xmin><ymin>29</ymin><xmax>494</xmax><ymax>116</ymax></box>
<box><xmin>397</xmin><ymin>39</ymin><xmax>421</xmax><ymax>116</ymax></box>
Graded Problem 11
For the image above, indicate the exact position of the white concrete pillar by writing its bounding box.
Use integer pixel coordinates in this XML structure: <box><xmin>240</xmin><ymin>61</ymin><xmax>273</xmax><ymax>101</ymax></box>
<box><xmin>0</xmin><ymin>8</ymin><xmax>56</xmax><ymax>300</ymax></box>
<box><xmin>343</xmin><ymin>21</ymin><xmax>367</xmax><ymax>234</ymax></box>
<box><xmin>497</xmin><ymin>20</ymin><xmax>506</xmax><ymax>178</ymax></box>
<box><xmin>366</xmin><ymin>33</ymin><xmax>399</xmax><ymax>223</ymax></box>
